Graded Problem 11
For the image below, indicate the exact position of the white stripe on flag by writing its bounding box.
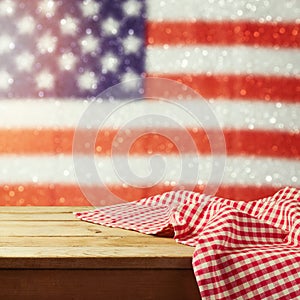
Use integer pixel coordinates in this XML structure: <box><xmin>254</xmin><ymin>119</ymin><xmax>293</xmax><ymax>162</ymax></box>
<box><xmin>0</xmin><ymin>99</ymin><xmax>299</xmax><ymax>131</ymax></box>
<box><xmin>0</xmin><ymin>155</ymin><xmax>298</xmax><ymax>186</ymax></box>
<box><xmin>147</xmin><ymin>0</ymin><xmax>300</xmax><ymax>22</ymax></box>
<box><xmin>146</xmin><ymin>46</ymin><xmax>300</xmax><ymax>76</ymax></box>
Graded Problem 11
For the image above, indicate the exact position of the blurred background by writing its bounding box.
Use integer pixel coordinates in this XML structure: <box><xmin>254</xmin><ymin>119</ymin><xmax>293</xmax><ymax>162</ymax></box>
<box><xmin>0</xmin><ymin>0</ymin><xmax>299</xmax><ymax>205</ymax></box>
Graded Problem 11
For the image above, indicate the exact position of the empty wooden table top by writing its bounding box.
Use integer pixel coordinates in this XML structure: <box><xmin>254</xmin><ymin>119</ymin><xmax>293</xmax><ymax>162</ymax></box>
<box><xmin>0</xmin><ymin>206</ymin><xmax>200</xmax><ymax>300</ymax></box>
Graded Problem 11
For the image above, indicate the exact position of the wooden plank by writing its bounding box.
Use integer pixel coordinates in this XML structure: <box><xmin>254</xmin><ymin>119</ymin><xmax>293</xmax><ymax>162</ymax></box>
<box><xmin>0</xmin><ymin>246</ymin><xmax>193</xmax><ymax>259</ymax></box>
<box><xmin>0</xmin><ymin>213</ymin><xmax>79</xmax><ymax>221</ymax></box>
<box><xmin>0</xmin><ymin>206</ymin><xmax>92</xmax><ymax>213</ymax></box>
<box><xmin>0</xmin><ymin>220</ymin><xmax>145</xmax><ymax>237</ymax></box>
<box><xmin>0</xmin><ymin>269</ymin><xmax>200</xmax><ymax>300</ymax></box>
<box><xmin>0</xmin><ymin>207</ymin><xmax>199</xmax><ymax>298</ymax></box>
<box><xmin>0</xmin><ymin>206</ymin><xmax>93</xmax><ymax>220</ymax></box>
<box><xmin>0</xmin><ymin>206</ymin><xmax>194</xmax><ymax>268</ymax></box>
<box><xmin>0</xmin><ymin>236</ymin><xmax>191</xmax><ymax>247</ymax></box>
<box><xmin>0</xmin><ymin>255</ymin><xmax>193</xmax><ymax>269</ymax></box>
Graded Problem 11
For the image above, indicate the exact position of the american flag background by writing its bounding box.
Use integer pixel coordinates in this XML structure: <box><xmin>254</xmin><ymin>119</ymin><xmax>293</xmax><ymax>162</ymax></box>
<box><xmin>0</xmin><ymin>0</ymin><xmax>299</xmax><ymax>206</ymax></box>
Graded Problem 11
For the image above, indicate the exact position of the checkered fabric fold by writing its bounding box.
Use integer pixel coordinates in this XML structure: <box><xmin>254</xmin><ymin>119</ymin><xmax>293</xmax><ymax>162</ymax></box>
<box><xmin>75</xmin><ymin>187</ymin><xmax>300</xmax><ymax>299</ymax></box>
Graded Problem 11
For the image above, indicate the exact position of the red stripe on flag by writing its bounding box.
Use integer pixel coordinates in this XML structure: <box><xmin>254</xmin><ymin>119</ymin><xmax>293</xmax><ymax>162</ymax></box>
<box><xmin>0</xmin><ymin>183</ymin><xmax>288</xmax><ymax>206</ymax></box>
<box><xmin>0</xmin><ymin>129</ymin><xmax>299</xmax><ymax>158</ymax></box>
<box><xmin>146</xmin><ymin>74</ymin><xmax>300</xmax><ymax>102</ymax></box>
<box><xmin>147</xmin><ymin>21</ymin><xmax>300</xmax><ymax>47</ymax></box>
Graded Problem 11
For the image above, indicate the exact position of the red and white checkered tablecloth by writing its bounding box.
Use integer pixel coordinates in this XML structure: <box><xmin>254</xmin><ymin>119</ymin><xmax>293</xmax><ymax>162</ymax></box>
<box><xmin>75</xmin><ymin>187</ymin><xmax>300</xmax><ymax>299</ymax></box>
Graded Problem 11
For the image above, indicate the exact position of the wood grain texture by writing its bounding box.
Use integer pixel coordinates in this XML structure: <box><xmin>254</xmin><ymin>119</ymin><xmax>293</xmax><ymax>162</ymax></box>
<box><xmin>0</xmin><ymin>206</ymin><xmax>91</xmax><ymax>213</ymax></box>
<box><xmin>0</xmin><ymin>269</ymin><xmax>200</xmax><ymax>300</ymax></box>
<box><xmin>0</xmin><ymin>207</ymin><xmax>200</xmax><ymax>299</ymax></box>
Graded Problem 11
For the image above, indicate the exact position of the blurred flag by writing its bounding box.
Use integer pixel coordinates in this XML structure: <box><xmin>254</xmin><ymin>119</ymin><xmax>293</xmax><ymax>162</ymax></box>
<box><xmin>0</xmin><ymin>0</ymin><xmax>299</xmax><ymax>205</ymax></box>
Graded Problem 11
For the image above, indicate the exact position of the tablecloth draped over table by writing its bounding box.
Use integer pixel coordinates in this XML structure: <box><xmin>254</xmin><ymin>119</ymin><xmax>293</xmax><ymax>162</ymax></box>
<box><xmin>75</xmin><ymin>187</ymin><xmax>300</xmax><ymax>299</ymax></box>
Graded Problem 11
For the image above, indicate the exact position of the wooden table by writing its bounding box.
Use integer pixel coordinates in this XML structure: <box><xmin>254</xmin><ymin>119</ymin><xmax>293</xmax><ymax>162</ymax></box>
<box><xmin>0</xmin><ymin>207</ymin><xmax>200</xmax><ymax>300</ymax></box>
